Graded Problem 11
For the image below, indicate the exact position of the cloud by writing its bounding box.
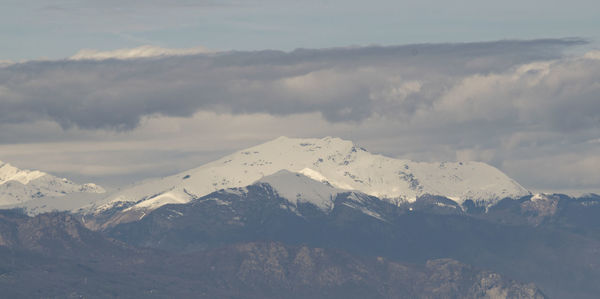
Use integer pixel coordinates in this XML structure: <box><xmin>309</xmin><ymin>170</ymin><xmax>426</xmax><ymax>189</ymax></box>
<box><xmin>503</xmin><ymin>152</ymin><xmax>600</xmax><ymax>192</ymax></box>
<box><xmin>426</xmin><ymin>56</ymin><xmax>600</xmax><ymax>134</ymax></box>
<box><xmin>69</xmin><ymin>45</ymin><xmax>214</xmax><ymax>60</ymax></box>
<box><xmin>0</xmin><ymin>38</ymin><xmax>586</xmax><ymax>129</ymax></box>
<box><xmin>1</xmin><ymin>38</ymin><xmax>599</xmax><ymax>193</ymax></box>
<box><xmin>584</xmin><ymin>50</ymin><xmax>600</xmax><ymax>60</ymax></box>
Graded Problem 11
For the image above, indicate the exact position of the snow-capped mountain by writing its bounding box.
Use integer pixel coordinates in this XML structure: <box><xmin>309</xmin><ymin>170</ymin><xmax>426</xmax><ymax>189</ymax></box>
<box><xmin>91</xmin><ymin>136</ymin><xmax>529</xmax><ymax>215</ymax></box>
<box><xmin>0</xmin><ymin>160</ymin><xmax>105</xmax><ymax>206</ymax></box>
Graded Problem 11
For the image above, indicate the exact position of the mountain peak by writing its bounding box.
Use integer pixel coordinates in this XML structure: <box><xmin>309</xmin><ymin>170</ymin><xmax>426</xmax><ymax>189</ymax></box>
<box><xmin>0</xmin><ymin>161</ymin><xmax>47</xmax><ymax>185</ymax></box>
<box><xmin>94</xmin><ymin>136</ymin><xmax>529</xmax><ymax>216</ymax></box>
<box><xmin>261</xmin><ymin>136</ymin><xmax>356</xmax><ymax>152</ymax></box>
<box><xmin>0</xmin><ymin>159</ymin><xmax>105</xmax><ymax>207</ymax></box>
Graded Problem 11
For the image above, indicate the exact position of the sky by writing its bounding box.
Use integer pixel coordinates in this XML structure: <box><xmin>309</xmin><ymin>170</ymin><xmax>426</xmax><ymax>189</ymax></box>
<box><xmin>1</xmin><ymin>1</ymin><xmax>599</xmax><ymax>195</ymax></box>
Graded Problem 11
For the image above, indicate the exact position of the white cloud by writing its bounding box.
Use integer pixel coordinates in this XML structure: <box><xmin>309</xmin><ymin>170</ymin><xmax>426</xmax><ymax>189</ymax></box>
<box><xmin>420</xmin><ymin>55</ymin><xmax>600</xmax><ymax>131</ymax></box>
<box><xmin>583</xmin><ymin>50</ymin><xmax>600</xmax><ymax>60</ymax></box>
<box><xmin>69</xmin><ymin>45</ymin><xmax>214</xmax><ymax>60</ymax></box>
<box><xmin>370</xmin><ymin>79</ymin><xmax>422</xmax><ymax>103</ymax></box>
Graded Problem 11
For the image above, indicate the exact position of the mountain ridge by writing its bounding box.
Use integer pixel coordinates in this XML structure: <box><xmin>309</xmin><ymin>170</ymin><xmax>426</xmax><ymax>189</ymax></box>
<box><xmin>0</xmin><ymin>208</ymin><xmax>547</xmax><ymax>299</ymax></box>
<box><xmin>89</xmin><ymin>136</ymin><xmax>529</xmax><ymax>216</ymax></box>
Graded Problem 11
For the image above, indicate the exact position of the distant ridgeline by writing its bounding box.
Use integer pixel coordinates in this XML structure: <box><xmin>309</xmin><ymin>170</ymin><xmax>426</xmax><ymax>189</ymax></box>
<box><xmin>0</xmin><ymin>160</ymin><xmax>105</xmax><ymax>208</ymax></box>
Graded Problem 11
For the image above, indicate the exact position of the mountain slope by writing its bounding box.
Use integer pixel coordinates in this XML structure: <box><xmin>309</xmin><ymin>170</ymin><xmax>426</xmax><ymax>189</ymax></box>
<box><xmin>0</xmin><ymin>160</ymin><xmax>105</xmax><ymax>207</ymax></box>
<box><xmin>0</xmin><ymin>210</ymin><xmax>136</xmax><ymax>259</ymax></box>
<box><xmin>0</xmin><ymin>241</ymin><xmax>545</xmax><ymax>299</ymax></box>
<box><xmin>91</xmin><ymin>136</ymin><xmax>528</xmax><ymax>215</ymax></box>
<box><xmin>163</xmin><ymin>242</ymin><xmax>545</xmax><ymax>299</ymax></box>
<box><xmin>105</xmin><ymin>183</ymin><xmax>600</xmax><ymax>299</ymax></box>
<box><xmin>0</xmin><ymin>211</ymin><xmax>545</xmax><ymax>299</ymax></box>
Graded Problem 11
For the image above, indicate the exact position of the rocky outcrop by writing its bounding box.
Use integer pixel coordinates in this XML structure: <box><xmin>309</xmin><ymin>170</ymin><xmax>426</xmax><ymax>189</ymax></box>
<box><xmin>166</xmin><ymin>242</ymin><xmax>545</xmax><ymax>299</ymax></box>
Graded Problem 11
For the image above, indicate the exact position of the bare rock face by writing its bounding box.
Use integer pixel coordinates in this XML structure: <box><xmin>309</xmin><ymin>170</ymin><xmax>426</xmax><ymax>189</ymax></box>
<box><xmin>424</xmin><ymin>259</ymin><xmax>544</xmax><ymax>299</ymax></box>
<box><xmin>183</xmin><ymin>242</ymin><xmax>546</xmax><ymax>299</ymax></box>
<box><xmin>0</xmin><ymin>210</ymin><xmax>134</xmax><ymax>258</ymax></box>
<box><xmin>520</xmin><ymin>194</ymin><xmax>560</xmax><ymax>226</ymax></box>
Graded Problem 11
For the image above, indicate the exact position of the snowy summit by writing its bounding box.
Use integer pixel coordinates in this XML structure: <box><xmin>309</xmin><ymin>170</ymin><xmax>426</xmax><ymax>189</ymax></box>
<box><xmin>0</xmin><ymin>160</ymin><xmax>105</xmax><ymax>206</ymax></box>
<box><xmin>93</xmin><ymin>136</ymin><xmax>529</xmax><ymax>213</ymax></box>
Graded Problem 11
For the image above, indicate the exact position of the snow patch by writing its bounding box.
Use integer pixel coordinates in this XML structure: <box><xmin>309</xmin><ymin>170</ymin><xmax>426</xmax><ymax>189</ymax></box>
<box><xmin>341</xmin><ymin>201</ymin><xmax>386</xmax><ymax>222</ymax></box>
<box><xmin>258</xmin><ymin>170</ymin><xmax>341</xmax><ymax>212</ymax></box>
<box><xmin>205</xmin><ymin>197</ymin><xmax>231</xmax><ymax>206</ymax></box>
<box><xmin>298</xmin><ymin>168</ymin><xmax>329</xmax><ymax>183</ymax></box>
<box><xmin>126</xmin><ymin>191</ymin><xmax>190</xmax><ymax>211</ymax></box>
<box><xmin>434</xmin><ymin>202</ymin><xmax>458</xmax><ymax>209</ymax></box>
<box><xmin>0</xmin><ymin>161</ymin><xmax>46</xmax><ymax>185</ymax></box>
<box><xmin>531</xmin><ymin>193</ymin><xmax>549</xmax><ymax>202</ymax></box>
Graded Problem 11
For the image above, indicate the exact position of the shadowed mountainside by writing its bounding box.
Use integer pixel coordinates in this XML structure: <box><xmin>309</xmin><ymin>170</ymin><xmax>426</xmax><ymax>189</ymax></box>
<box><xmin>105</xmin><ymin>185</ymin><xmax>600</xmax><ymax>298</ymax></box>
<box><xmin>0</xmin><ymin>210</ymin><xmax>545</xmax><ymax>298</ymax></box>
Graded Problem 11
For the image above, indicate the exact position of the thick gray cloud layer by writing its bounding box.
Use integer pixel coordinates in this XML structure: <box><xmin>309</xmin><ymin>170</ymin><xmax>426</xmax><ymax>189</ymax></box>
<box><xmin>0</xmin><ymin>38</ymin><xmax>586</xmax><ymax>129</ymax></box>
<box><xmin>1</xmin><ymin>38</ymin><xmax>599</xmax><ymax>193</ymax></box>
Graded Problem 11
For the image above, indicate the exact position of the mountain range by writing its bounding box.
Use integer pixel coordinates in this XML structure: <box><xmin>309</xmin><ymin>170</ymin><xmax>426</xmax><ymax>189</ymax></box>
<box><xmin>1</xmin><ymin>136</ymin><xmax>599</xmax><ymax>298</ymax></box>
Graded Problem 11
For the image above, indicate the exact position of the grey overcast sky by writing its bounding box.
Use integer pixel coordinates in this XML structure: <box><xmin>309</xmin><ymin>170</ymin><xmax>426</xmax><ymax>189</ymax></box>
<box><xmin>2</xmin><ymin>0</ymin><xmax>600</xmax><ymax>61</ymax></box>
<box><xmin>0</xmin><ymin>1</ymin><xmax>599</xmax><ymax>195</ymax></box>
